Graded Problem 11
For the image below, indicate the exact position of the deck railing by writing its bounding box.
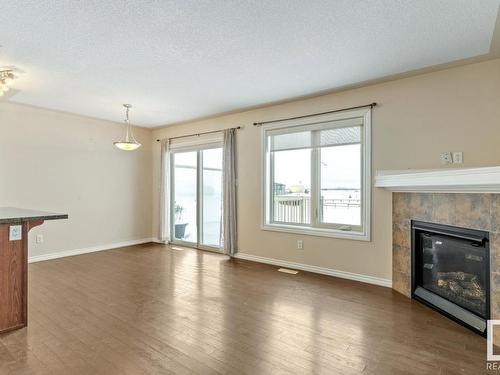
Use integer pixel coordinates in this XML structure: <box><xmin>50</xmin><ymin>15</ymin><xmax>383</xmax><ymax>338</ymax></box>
<box><xmin>273</xmin><ymin>195</ymin><xmax>311</xmax><ymax>224</ymax></box>
<box><xmin>273</xmin><ymin>194</ymin><xmax>360</xmax><ymax>224</ymax></box>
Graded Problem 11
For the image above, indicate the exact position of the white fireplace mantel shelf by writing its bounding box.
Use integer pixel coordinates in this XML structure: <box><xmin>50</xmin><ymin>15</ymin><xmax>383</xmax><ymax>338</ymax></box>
<box><xmin>375</xmin><ymin>166</ymin><xmax>500</xmax><ymax>193</ymax></box>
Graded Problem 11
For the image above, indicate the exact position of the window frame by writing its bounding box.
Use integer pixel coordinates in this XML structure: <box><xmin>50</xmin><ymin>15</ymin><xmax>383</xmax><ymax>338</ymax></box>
<box><xmin>169</xmin><ymin>141</ymin><xmax>224</xmax><ymax>251</ymax></box>
<box><xmin>261</xmin><ymin>107</ymin><xmax>371</xmax><ymax>241</ymax></box>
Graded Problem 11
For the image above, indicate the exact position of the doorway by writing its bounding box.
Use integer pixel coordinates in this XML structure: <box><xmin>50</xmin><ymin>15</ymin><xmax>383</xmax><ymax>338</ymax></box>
<box><xmin>170</xmin><ymin>146</ymin><xmax>223</xmax><ymax>251</ymax></box>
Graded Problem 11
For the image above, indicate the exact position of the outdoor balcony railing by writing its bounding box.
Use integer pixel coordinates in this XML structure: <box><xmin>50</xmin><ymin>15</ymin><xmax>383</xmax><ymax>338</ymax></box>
<box><xmin>273</xmin><ymin>194</ymin><xmax>360</xmax><ymax>224</ymax></box>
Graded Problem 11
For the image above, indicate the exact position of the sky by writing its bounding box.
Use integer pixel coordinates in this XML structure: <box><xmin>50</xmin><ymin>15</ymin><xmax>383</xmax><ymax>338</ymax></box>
<box><xmin>274</xmin><ymin>144</ymin><xmax>361</xmax><ymax>190</ymax></box>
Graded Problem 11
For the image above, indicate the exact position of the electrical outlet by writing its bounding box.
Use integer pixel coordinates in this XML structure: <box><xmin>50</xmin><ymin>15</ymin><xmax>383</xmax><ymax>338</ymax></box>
<box><xmin>452</xmin><ymin>151</ymin><xmax>463</xmax><ymax>164</ymax></box>
<box><xmin>36</xmin><ymin>234</ymin><xmax>44</xmax><ymax>244</ymax></box>
<box><xmin>297</xmin><ymin>240</ymin><xmax>303</xmax><ymax>249</ymax></box>
<box><xmin>9</xmin><ymin>225</ymin><xmax>22</xmax><ymax>241</ymax></box>
<box><xmin>440</xmin><ymin>152</ymin><xmax>453</xmax><ymax>165</ymax></box>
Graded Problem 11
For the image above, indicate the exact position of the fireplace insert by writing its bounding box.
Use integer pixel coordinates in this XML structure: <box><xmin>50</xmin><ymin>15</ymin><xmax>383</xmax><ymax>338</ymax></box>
<box><xmin>411</xmin><ymin>220</ymin><xmax>490</xmax><ymax>335</ymax></box>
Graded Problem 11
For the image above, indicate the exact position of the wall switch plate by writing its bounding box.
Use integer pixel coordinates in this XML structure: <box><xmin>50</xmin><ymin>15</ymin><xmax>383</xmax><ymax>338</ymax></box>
<box><xmin>297</xmin><ymin>240</ymin><xmax>303</xmax><ymax>249</ymax></box>
<box><xmin>440</xmin><ymin>152</ymin><xmax>453</xmax><ymax>165</ymax></box>
<box><xmin>36</xmin><ymin>234</ymin><xmax>44</xmax><ymax>244</ymax></box>
<box><xmin>452</xmin><ymin>151</ymin><xmax>463</xmax><ymax>164</ymax></box>
<box><xmin>9</xmin><ymin>225</ymin><xmax>22</xmax><ymax>241</ymax></box>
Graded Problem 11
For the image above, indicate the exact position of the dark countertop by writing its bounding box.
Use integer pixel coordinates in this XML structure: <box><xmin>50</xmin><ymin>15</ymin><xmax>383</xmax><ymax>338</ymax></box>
<box><xmin>0</xmin><ymin>207</ymin><xmax>68</xmax><ymax>224</ymax></box>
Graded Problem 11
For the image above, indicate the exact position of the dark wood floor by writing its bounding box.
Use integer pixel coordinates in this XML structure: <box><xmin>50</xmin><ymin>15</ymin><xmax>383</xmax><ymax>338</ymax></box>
<box><xmin>0</xmin><ymin>243</ymin><xmax>488</xmax><ymax>374</ymax></box>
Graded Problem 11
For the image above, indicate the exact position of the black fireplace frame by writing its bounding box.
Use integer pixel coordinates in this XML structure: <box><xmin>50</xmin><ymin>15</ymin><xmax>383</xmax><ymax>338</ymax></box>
<box><xmin>411</xmin><ymin>220</ymin><xmax>490</xmax><ymax>336</ymax></box>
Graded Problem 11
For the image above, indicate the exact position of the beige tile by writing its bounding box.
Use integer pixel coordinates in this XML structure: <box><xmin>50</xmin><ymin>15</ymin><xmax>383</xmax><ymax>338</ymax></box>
<box><xmin>491</xmin><ymin>232</ymin><xmax>500</xmax><ymax>274</ymax></box>
<box><xmin>393</xmin><ymin>193</ymin><xmax>411</xmax><ymax>222</ymax></box>
<box><xmin>392</xmin><ymin>270</ymin><xmax>410</xmax><ymax>297</ymax></box>
<box><xmin>492</xmin><ymin>272</ymin><xmax>500</xmax><ymax>294</ymax></box>
<box><xmin>393</xmin><ymin>245</ymin><xmax>410</xmax><ymax>274</ymax></box>
<box><xmin>392</xmin><ymin>220</ymin><xmax>410</xmax><ymax>249</ymax></box>
<box><xmin>492</xmin><ymin>290</ymin><xmax>500</xmax><ymax>318</ymax></box>
<box><xmin>431</xmin><ymin>193</ymin><xmax>456</xmax><ymax>225</ymax></box>
<box><xmin>491</xmin><ymin>194</ymin><xmax>500</xmax><ymax>232</ymax></box>
<box><xmin>409</xmin><ymin>193</ymin><xmax>433</xmax><ymax>222</ymax></box>
<box><xmin>454</xmin><ymin>193</ymin><xmax>492</xmax><ymax>231</ymax></box>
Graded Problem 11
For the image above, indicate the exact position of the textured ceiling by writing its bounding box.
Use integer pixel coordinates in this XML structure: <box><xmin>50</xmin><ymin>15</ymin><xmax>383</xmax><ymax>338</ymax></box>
<box><xmin>0</xmin><ymin>1</ymin><xmax>499</xmax><ymax>127</ymax></box>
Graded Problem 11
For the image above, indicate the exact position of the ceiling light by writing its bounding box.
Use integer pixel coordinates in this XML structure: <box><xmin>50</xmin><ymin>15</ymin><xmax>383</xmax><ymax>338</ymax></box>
<box><xmin>0</xmin><ymin>70</ymin><xmax>15</xmax><ymax>95</ymax></box>
<box><xmin>0</xmin><ymin>70</ymin><xmax>14</xmax><ymax>84</ymax></box>
<box><xmin>114</xmin><ymin>104</ymin><xmax>141</xmax><ymax>151</ymax></box>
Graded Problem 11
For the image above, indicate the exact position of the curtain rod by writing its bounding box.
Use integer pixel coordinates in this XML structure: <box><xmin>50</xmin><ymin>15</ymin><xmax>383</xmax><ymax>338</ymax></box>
<box><xmin>253</xmin><ymin>102</ymin><xmax>377</xmax><ymax>126</ymax></box>
<box><xmin>156</xmin><ymin>126</ymin><xmax>241</xmax><ymax>142</ymax></box>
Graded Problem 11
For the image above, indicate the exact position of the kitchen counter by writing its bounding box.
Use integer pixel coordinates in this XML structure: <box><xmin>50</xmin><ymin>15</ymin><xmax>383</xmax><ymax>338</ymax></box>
<box><xmin>0</xmin><ymin>207</ymin><xmax>68</xmax><ymax>224</ymax></box>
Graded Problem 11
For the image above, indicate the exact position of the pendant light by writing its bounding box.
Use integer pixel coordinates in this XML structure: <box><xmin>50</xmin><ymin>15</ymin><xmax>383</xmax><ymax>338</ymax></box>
<box><xmin>114</xmin><ymin>104</ymin><xmax>141</xmax><ymax>151</ymax></box>
<box><xmin>0</xmin><ymin>69</ymin><xmax>15</xmax><ymax>97</ymax></box>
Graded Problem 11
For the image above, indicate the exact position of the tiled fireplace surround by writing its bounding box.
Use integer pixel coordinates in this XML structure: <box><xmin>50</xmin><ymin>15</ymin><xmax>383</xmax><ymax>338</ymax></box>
<box><xmin>392</xmin><ymin>192</ymin><xmax>500</xmax><ymax>322</ymax></box>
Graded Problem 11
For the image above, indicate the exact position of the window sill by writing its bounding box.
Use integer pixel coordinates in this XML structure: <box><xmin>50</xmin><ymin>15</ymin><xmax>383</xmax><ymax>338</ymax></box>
<box><xmin>261</xmin><ymin>223</ymin><xmax>370</xmax><ymax>241</ymax></box>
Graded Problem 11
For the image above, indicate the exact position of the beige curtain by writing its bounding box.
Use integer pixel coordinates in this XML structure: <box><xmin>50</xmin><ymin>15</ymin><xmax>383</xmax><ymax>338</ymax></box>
<box><xmin>222</xmin><ymin>128</ymin><xmax>237</xmax><ymax>256</ymax></box>
<box><xmin>159</xmin><ymin>139</ymin><xmax>171</xmax><ymax>243</ymax></box>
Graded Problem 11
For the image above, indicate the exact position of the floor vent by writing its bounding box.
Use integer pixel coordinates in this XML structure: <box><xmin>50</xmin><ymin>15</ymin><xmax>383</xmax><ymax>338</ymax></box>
<box><xmin>278</xmin><ymin>268</ymin><xmax>299</xmax><ymax>275</ymax></box>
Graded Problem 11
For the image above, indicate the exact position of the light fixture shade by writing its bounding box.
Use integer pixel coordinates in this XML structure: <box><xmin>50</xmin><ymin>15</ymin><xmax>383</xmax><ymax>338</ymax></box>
<box><xmin>114</xmin><ymin>141</ymin><xmax>141</xmax><ymax>151</ymax></box>
<box><xmin>0</xmin><ymin>70</ymin><xmax>14</xmax><ymax>95</ymax></box>
<box><xmin>114</xmin><ymin>104</ymin><xmax>141</xmax><ymax>151</ymax></box>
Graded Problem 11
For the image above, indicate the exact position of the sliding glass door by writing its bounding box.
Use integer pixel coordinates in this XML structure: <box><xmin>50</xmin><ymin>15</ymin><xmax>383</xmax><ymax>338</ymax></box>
<box><xmin>172</xmin><ymin>151</ymin><xmax>198</xmax><ymax>244</ymax></box>
<box><xmin>171</xmin><ymin>146</ymin><xmax>223</xmax><ymax>250</ymax></box>
<box><xmin>201</xmin><ymin>148</ymin><xmax>223</xmax><ymax>247</ymax></box>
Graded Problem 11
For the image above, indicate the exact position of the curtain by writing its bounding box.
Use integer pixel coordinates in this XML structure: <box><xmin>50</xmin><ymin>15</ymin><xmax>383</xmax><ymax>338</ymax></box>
<box><xmin>159</xmin><ymin>139</ymin><xmax>171</xmax><ymax>243</ymax></box>
<box><xmin>222</xmin><ymin>128</ymin><xmax>237</xmax><ymax>256</ymax></box>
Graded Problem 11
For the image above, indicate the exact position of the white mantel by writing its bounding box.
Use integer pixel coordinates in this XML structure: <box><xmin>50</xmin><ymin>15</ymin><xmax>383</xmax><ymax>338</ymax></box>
<box><xmin>375</xmin><ymin>166</ymin><xmax>500</xmax><ymax>193</ymax></box>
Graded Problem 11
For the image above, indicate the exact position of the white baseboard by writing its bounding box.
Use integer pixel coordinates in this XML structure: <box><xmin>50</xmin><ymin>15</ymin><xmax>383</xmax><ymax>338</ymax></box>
<box><xmin>28</xmin><ymin>238</ymin><xmax>155</xmax><ymax>263</ymax></box>
<box><xmin>151</xmin><ymin>238</ymin><xmax>167</xmax><ymax>244</ymax></box>
<box><xmin>234</xmin><ymin>252</ymin><xmax>392</xmax><ymax>288</ymax></box>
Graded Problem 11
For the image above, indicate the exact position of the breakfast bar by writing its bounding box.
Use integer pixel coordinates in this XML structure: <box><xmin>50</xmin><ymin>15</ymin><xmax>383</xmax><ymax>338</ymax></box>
<box><xmin>0</xmin><ymin>207</ymin><xmax>68</xmax><ymax>333</ymax></box>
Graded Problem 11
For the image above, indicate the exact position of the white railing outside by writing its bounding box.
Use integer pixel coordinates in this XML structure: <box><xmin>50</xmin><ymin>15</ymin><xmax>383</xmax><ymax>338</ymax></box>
<box><xmin>273</xmin><ymin>194</ymin><xmax>311</xmax><ymax>224</ymax></box>
<box><xmin>273</xmin><ymin>193</ymin><xmax>361</xmax><ymax>225</ymax></box>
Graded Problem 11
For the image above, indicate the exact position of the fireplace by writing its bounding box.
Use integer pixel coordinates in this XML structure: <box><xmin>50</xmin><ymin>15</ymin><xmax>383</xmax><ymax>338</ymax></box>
<box><xmin>411</xmin><ymin>220</ymin><xmax>490</xmax><ymax>335</ymax></box>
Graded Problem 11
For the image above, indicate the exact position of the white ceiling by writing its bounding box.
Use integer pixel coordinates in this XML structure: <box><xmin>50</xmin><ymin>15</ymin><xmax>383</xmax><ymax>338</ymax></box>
<box><xmin>0</xmin><ymin>1</ymin><xmax>499</xmax><ymax>127</ymax></box>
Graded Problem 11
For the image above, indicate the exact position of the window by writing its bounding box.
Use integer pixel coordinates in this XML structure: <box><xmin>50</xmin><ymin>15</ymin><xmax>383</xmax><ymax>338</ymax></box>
<box><xmin>262</xmin><ymin>107</ymin><xmax>371</xmax><ymax>240</ymax></box>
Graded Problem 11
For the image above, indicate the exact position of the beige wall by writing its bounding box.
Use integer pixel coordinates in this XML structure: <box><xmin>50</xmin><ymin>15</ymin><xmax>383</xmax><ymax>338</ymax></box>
<box><xmin>0</xmin><ymin>102</ymin><xmax>153</xmax><ymax>258</ymax></box>
<box><xmin>152</xmin><ymin>58</ymin><xmax>500</xmax><ymax>281</ymax></box>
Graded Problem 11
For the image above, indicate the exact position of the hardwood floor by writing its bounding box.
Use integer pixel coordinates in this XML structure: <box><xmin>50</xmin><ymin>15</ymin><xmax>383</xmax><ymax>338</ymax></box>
<box><xmin>0</xmin><ymin>243</ymin><xmax>488</xmax><ymax>374</ymax></box>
